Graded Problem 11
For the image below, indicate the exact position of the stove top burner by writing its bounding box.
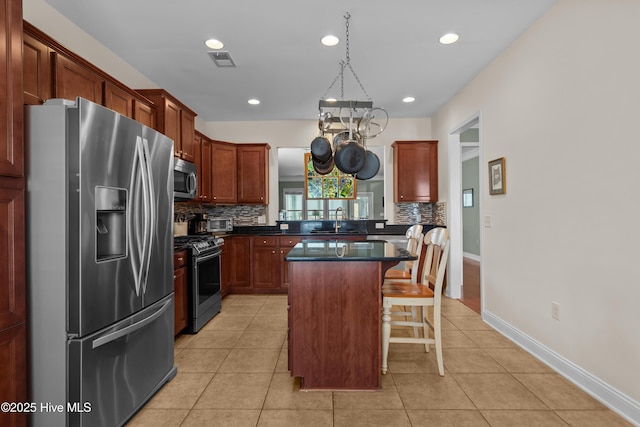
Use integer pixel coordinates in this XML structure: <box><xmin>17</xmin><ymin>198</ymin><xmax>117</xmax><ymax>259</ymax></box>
<box><xmin>174</xmin><ymin>235</ymin><xmax>224</xmax><ymax>255</ymax></box>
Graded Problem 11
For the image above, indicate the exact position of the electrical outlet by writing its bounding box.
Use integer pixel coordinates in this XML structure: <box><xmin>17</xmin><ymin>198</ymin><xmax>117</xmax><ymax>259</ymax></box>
<box><xmin>551</xmin><ymin>301</ymin><xmax>560</xmax><ymax>320</ymax></box>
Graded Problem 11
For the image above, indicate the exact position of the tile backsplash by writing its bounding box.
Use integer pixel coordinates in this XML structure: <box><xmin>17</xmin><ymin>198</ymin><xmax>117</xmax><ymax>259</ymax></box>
<box><xmin>394</xmin><ymin>202</ymin><xmax>446</xmax><ymax>226</ymax></box>
<box><xmin>174</xmin><ymin>203</ymin><xmax>267</xmax><ymax>226</ymax></box>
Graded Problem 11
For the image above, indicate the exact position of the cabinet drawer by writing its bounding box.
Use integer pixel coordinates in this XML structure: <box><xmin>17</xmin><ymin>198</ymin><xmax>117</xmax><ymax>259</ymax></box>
<box><xmin>254</xmin><ymin>236</ymin><xmax>278</xmax><ymax>247</ymax></box>
<box><xmin>279</xmin><ymin>236</ymin><xmax>301</xmax><ymax>248</ymax></box>
<box><xmin>174</xmin><ymin>250</ymin><xmax>187</xmax><ymax>269</ymax></box>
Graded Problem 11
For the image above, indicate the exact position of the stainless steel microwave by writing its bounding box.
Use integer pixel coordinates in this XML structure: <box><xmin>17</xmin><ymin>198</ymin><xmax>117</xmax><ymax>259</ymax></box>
<box><xmin>207</xmin><ymin>217</ymin><xmax>233</xmax><ymax>233</ymax></box>
<box><xmin>173</xmin><ymin>158</ymin><xmax>197</xmax><ymax>201</ymax></box>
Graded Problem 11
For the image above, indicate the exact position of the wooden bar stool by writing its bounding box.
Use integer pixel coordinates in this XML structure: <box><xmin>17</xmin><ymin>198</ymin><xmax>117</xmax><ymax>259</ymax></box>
<box><xmin>381</xmin><ymin>227</ymin><xmax>450</xmax><ymax>376</ymax></box>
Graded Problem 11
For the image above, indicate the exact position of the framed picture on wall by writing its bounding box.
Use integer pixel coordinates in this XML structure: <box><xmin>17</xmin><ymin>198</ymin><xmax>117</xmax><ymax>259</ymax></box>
<box><xmin>489</xmin><ymin>157</ymin><xmax>506</xmax><ymax>195</ymax></box>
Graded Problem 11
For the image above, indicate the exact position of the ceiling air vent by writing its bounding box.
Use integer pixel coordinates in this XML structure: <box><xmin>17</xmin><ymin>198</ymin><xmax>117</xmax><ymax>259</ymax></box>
<box><xmin>208</xmin><ymin>51</ymin><xmax>236</xmax><ymax>68</ymax></box>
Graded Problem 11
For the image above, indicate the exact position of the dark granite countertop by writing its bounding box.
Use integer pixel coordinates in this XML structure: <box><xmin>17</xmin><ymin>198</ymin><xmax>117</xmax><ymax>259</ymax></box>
<box><xmin>285</xmin><ymin>240</ymin><xmax>417</xmax><ymax>262</ymax></box>
<box><xmin>232</xmin><ymin>221</ymin><xmax>440</xmax><ymax>237</ymax></box>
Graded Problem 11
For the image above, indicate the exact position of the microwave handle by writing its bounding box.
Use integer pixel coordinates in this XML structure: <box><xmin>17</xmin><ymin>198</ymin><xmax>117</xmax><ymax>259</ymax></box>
<box><xmin>186</xmin><ymin>172</ymin><xmax>197</xmax><ymax>193</ymax></box>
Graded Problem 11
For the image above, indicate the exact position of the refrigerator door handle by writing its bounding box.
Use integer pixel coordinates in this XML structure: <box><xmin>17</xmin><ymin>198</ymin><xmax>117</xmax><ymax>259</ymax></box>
<box><xmin>128</xmin><ymin>137</ymin><xmax>143</xmax><ymax>296</ymax></box>
<box><xmin>91</xmin><ymin>299</ymin><xmax>171</xmax><ymax>349</ymax></box>
<box><xmin>140</xmin><ymin>137</ymin><xmax>156</xmax><ymax>295</ymax></box>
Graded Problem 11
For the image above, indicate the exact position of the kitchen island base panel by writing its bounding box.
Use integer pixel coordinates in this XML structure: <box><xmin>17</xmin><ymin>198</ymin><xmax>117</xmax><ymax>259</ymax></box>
<box><xmin>289</xmin><ymin>261</ymin><xmax>391</xmax><ymax>391</ymax></box>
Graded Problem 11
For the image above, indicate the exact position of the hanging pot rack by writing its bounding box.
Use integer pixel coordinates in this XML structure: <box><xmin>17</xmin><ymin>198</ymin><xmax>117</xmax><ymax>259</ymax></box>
<box><xmin>311</xmin><ymin>12</ymin><xmax>386</xmax><ymax>180</ymax></box>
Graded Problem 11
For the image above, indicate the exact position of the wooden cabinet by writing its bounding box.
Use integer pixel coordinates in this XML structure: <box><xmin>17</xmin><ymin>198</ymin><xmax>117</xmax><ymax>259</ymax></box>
<box><xmin>1</xmin><ymin>2</ymin><xmax>26</xmax><ymax>424</ymax></box>
<box><xmin>279</xmin><ymin>236</ymin><xmax>301</xmax><ymax>289</ymax></box>
<box><xmin>237</xmin><ymin>144</ymin><xmax>270</xmax><ymax>204</ymax></box>
<box><xmin>220</xmin><ymin>241</ymin><xmax>232</xmax><ymax>297</ymax></box>
<box><xmin>194</xmin><ymin>132</ymin><xmax>213</xmax><ymax>203</ymax></box>
<box><xmin>0</xmin><ymin>324</ymin><xmax>27</xmax><ymax>427</ymax></box>
<box><xmin>211</xmin><ymin>140</ymin><xmax>238</xmax><ymax>204</ymax></box>
<box><xmin>173</xmin><ymin>250</ymin><xmax>188</xmax><ymax>335</ymax></box>
<box><xmin>247</xmin><ymin>236</ymin><xmax>301</xmax><ymax>293</ymax></box>
<box><xmin>251</xmin><ymin>237</ymin><xmax>280</xmax><ymax>290</ymax></box>
<box><xmin>22</xmin><ymin>31</ymin><xmax>52</xmax><ymax>106</ymax></box>
<box><xmin>103</xmin><ymin>81</ymin><xmax>133</xmax><ymax>118</ymax></box>
<box><xmin>54</xmin><ymin>53</ymin><xmax>104</xmax><ymax>104</ymax></box>
<box><xmin>133</xmin><ymin>98</ymin><xmax>156</xmax><ymax>129</ymax></box>
<box><xmin>136</xmin><ymin>89</ymin><xmax>196</xmax><ymax>162</ymax></box>
<box><xmin>393</xmin><ymin>140</ymin><xmax>438</xmax><ymax>203</ymax></box>
<box><xmin>24</xmin><ymin>23</ymin><xmax>158</xmax><ymax>128</ymax></box>
<box><xmin>229</xmin><ymin>236</ymin><xmax>251</xmax><ymax>290</ymax></box>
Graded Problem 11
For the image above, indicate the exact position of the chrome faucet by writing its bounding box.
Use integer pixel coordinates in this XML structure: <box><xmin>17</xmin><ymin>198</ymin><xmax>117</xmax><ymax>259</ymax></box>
<box><xmin>334</xmin><ymin>207</ymin><xmax>344</xmax><ymax>233</ymax></box>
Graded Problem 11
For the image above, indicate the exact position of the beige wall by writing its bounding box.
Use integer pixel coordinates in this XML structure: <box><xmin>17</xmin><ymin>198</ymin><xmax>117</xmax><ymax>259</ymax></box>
<box><xmin>433</xmin><ymin>0</ymin><xmax>640</xmax><ymax>415</ymax></box>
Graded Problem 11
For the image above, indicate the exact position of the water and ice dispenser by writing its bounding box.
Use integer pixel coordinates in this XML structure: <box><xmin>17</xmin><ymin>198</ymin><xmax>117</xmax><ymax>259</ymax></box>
<box><xmin>95</xmin><ymin>186</ymin><xmax>127</xmax><ymax>262</ymax></box>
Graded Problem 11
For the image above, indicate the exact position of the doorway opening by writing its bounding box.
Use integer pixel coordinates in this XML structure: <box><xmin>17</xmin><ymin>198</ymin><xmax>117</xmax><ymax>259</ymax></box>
<box><xmin>447</xmin><ymin>114</ymin><xmax>482</xmax><ymax>314</ymax></box>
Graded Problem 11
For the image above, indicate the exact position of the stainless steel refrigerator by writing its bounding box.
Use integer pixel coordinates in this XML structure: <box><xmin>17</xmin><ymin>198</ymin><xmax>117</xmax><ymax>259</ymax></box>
<box><xmin>26</xmin><ymin>98</ymin><xmax>177</xmax><ymax>427</ymax></box>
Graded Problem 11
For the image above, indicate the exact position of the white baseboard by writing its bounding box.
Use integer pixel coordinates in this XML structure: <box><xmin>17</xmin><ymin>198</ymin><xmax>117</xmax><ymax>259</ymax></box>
<box><xmin>463</xmin><ymin>252</ymin><xmax>481</xmax><ymax>262</ymax></box>
<box><xmin>483</xmin><ymin>310</ymin><xmax>640</xmax><ymax>426</ymax></box>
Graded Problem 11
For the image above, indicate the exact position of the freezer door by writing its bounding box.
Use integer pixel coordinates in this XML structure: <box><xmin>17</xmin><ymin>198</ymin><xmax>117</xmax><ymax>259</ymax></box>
<box><xmin>67</xmin><ymin>295</ymin><xmax>176</xmax><ymax>427</ymax></box>
<box><xmin>140</xmin><ymin>125</ymin><xmax>174</xmax><ymax>307</ymax></box>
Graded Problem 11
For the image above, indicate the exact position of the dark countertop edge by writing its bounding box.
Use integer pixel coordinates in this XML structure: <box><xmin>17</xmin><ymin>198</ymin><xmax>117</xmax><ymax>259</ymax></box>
<box><xmin>231</xmin><ymin>223</ymin><xmax>443</xmax><ymax>237</ymax></box>
<box><xmin>285</xmin><ymin>241</ymin><xmax>417</xmax><ymax>262</ymax></box>
<box><xmin>285</xmin><ymin>255</ymin><xmax>416</xmax><ymax>262</ymax></box>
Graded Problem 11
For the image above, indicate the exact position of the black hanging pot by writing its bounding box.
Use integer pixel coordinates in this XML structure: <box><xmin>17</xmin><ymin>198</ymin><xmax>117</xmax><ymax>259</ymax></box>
<box><xmin>310</xmin><ymin>136</ymin><xmax>332</xmax><ymax>163</ymax></box>
<box><xmin>334</xmin><ymin>138</ymin><xmax>366</xmax><ymax>174</ymax></box>
<box><xmin>313</xmin><ymin>156</ymin><xmax>334</xmax><ymax>175</ymax></box>
<box><xmin>355</xmin><ymin>150</ymin><xmax>380</xmax><ymax>181</ymax></box>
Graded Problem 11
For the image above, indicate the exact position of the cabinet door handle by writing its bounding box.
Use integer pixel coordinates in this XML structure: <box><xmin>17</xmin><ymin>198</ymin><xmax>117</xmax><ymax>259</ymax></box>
<box><xmin>177</xmin><ymin>257</ymin><xmax>184</xmax><ymax>262</ymax></box>
<box><xmin>272</xmin><ymin>250</ymin><xmax>276</xmax><ymax>254</ymax></box>
<box><xmin>263</xmin><ymin>240</ymin><xmax>267</xmax><ymax>244</ymax></box>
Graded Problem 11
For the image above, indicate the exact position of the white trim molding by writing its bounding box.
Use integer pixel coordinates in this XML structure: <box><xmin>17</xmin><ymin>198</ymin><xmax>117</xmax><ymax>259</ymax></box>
<box><xmin>483</xmin><ymin>310</ymin><xmax>640</xmax><ymax>426</ymax></box>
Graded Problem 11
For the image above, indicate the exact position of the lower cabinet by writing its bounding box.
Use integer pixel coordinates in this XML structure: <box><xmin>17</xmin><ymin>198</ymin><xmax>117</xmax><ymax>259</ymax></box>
<box><xmin>220</xmin><ymin>242</ymin><xmax>232</xmax><ymax>298</ymax></box>
<box><xmin>252</xmin><ymin>237</ymin><xmax>280</xmax><ymax>291</ymax></box>
<box><xmin>228</xmin><ymin>235</ymin><xmax>301</xmax><ymax>294</ymax></box>
<box><xmin>173</xmin><ymin>250</ymin><xmax>188</xmax><ymax>335</ymax></box>
<box><xmin>228</xmin><ymin>236</ymin><xmax>251</xmax><ymax>291</ymax></box>
<box><xmin>0</xmin><ymin>323</ymin><xmax>27</xmax><ymax>427</ymax></box>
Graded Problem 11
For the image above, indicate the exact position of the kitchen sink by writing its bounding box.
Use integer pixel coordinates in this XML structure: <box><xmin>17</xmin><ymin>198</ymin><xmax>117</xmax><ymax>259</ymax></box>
<box><xmin>310</xmin><ymin>229</ymin><xmax>363</xmax><ymax>234</ymax></box>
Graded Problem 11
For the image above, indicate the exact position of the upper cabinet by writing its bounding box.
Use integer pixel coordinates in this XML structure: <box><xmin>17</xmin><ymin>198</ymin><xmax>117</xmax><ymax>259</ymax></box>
<box><xmin>22</xmin><ymin>31</ymin><xmax>52</xmax><ymax>106</ymax></box>
<box><xmin>103</xmin><ymin>81</ymin><xmax>133</xmax><ymax>118</ymax></box>
<box><xmin>393</xmin><ymin>140</ymin><xmax>438</xmax><ymax>203</ymax></box>
<box><xmin>54</xmin><ymin>54</ymin><xmax>104</xmax><ymax>104</ymax></box>
<box><xmin>237</xmin><ymin>144</ymin><xmax>270</xmax><ymax>204</ymax></box>
<box><xmin>210</xmin><ymin>140</ymin><xmax>238</xmax><ymax>204</ymax></box>
<box><xmin>136</xmin><ymin>89</ymin><xmax>196</xmax><ymax>162</ymax></box>
<box><xmin>1</xmin><ymin>1</ymin><xmax>23</xmax><ymax>178</ymax></box>
<box><xmin>22</xmin><ymin>23</ymin><xmax>159</xmax><ymax>129</ymax></box>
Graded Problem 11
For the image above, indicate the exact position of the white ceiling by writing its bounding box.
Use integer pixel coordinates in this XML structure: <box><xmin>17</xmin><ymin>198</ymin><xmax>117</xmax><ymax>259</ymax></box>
<box><xmin>43</xmin><ymin>0</ymin><xmax>557</xmax><ymax>122</ymax></box>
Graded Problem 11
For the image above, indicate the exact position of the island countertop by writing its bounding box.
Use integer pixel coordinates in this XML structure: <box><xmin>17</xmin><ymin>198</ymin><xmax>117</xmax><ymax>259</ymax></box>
<box><xmin>285</xmin><ymin>240</ymin><xmax>417</xmax><ymax>262</ymax></box>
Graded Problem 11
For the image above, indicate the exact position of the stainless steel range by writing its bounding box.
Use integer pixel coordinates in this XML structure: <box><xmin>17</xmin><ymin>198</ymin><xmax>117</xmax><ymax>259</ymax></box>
<box><xmin>175</xmin><ymin>235</ymin><xmax>224</xmax><ymax>333</ymax></box>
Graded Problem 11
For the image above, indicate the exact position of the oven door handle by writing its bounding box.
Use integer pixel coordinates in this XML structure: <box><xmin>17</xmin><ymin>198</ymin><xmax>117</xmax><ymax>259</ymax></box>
<box><xmin>195</xmin><ymin>249</ymin><xmax>222</xmax><ymax>263</ymax></box>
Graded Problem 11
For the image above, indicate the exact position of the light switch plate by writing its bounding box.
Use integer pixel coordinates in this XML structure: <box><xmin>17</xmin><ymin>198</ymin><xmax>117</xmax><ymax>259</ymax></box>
<box><xmin>483</xmin><ymin>215</ymin><xmax>492</xmax><ymax>227</ymax></box>
<box><xmin>280</xmin><ymin>223</ymin><xmax>289</xmax><ymax>230</ymax></box>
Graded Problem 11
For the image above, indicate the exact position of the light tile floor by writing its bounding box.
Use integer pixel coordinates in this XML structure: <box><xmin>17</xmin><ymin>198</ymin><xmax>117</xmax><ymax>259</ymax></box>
<box><xmin>127</xmin><ymin>294</ymin><xmax>631</xmax><ymax>426</ymax></box>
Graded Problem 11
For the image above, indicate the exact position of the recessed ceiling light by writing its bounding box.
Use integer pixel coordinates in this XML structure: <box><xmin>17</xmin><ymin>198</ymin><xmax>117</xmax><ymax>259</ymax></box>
<box><xmin>403</xmin><ymin>97</ymin><xmax>416</xmax><ymax>103</ymax></box>
<box><xmin>204</xmin><ymin>39</ymin><xmax>224</xmax><ymax>49</ymax></box>
<box><xmin>326</xmin><ymin>98</ymin><xmax>337</xmax><ymax>102</ymax></box>
<box><xmin>248</xmin><ymin>99</ymin><xmax>260</xmax><ymax>105</ymax></box>
<box><xmin>321</xmin><ymin>35</ymin><xmax>339</xmax><ymax>46</ymax></box>
<box><xmin>439</xmin><ymin>33</ymin><xmax>459</xmax><ymax>45</ymax></box>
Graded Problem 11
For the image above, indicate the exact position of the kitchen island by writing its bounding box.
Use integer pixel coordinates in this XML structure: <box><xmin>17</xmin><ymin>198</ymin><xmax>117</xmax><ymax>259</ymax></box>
<box><xmin>285</xmin><ymin>240</ymin><xmax>416</xmax><ymax>390</ymax></box>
